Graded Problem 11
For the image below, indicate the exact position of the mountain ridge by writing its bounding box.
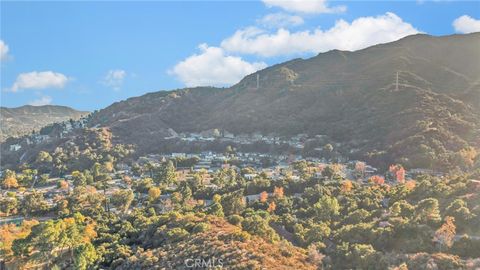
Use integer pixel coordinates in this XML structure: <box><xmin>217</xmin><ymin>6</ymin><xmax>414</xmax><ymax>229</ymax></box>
<box><xmin>1</xmin><ymin>33</ymin><xmax>479</xmax><ymax>171</ymax></box>
<box><xmin>0</xmin><ymin>105</ymin><xmax>88</xmax><ymax>142</ymax></box>
<box><xmin>86</xmin><ymin>33</ymin><xmax>479</xmax><ymax>170</ymax></box>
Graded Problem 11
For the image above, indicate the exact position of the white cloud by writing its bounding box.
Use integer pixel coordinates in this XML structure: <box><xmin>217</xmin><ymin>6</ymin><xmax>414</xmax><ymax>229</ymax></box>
<box><xmin>262</xmin><ymin>0</ymin><xmax>346</xmax><ymax>14</ymax></box>
<box><xmin>258</xmin><ymin>13</ymin><xmax>304</xmax><ymax>28</ymax></box>
<box><xmin>29</xmin><ymin>96</ymin><xmax>52</xmax><ymax>106</ymax></box>
<box><xmin>453</xmin><ymin>15</ymin><xmax>480</xmax><ymax>34</ymax></box>
<box><xmin>169</xmin><ymin>44</ymin><xmax>267</xmax><ymax>87</ymax></box>
<box><xmin>103</xmin><ymin>69</ymin><xmax>127</xmax><ymax>90</ymax></box>
<box><xmin>0</xmin><ymin>40</ymin><xmax>10</xmax><ymax>61</ymax></box>
<box><xmin>9</xmin><ymin>71</ymin><xmax>69</xmax><ymax>92</ymax></box>
<box><xmin>221</xmin><ymin>12</ymin><xmax>420</xmax><ymax>57</ymax></box>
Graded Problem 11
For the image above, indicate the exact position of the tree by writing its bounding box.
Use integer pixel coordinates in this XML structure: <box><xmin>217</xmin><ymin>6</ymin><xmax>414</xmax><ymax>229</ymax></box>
<box><xmin>74</xmin><ymin>242</ymin><xmax>99</xmax><ymax>270</ymax></box>
<box><xmin>241</xmin><ymin>214</ymin><xmax>279</xmax><ymax>243</ymax></box>
<box><xmin>72</xmin><ymin>171</ymin><xmax>87</xmax><ymax>187</ymax></box>
<box><xmin>148</xmin><ymin>187</ymin><xmax>161</xmax><ymax>202</ymax></box>
<box><xmin>2</xmin><ymin>170</ymin><xmax>19</xmax><ymax>189</ymax></box>
<box><xmin>344</xmin><ymin>243</ymin><xmax>380</xmax><ymax>269</ymax></box>
<box><xmin>445</xmin><ymin>199</ymin><xmax>473</xmax><ymax>228</ymax></box>
<box><xmin>305</xmin><ymin>223</ymin><xmax>331</xmax><ymax>245</ymax></box>
<box><xmin>322</xmin><ymin>144</ymin><xmax>334</xmax><ymax>160</ymax></box>
<box><xmin>389</xmin><ymin>164</ymin><xmax>405</xmax><ymax>183</ymax></box>
<box><xmin>36</xmin><ymin>151</ymin><xmax>53</xmax><ymax>163</ymax></box>
<box><xmin>0</xmin><ymin>219</ymin><xmax>39</xmax><ymax>259</ymax></box>
<box><xmin>267</xmin><ymin>201</ymin><xmax>276</xmax><ymax>213</ymax></box>
<box><xmin>259</xmin><ymin>191</ymin><xmax>268</xmax><ymax>203</ymax></box>
<box><xmin>273</xmin><ymin>187</ymin><xmax>284</xmax><ymax>198</ymax></box>
<box><xmin>0</xmin><ymin>197</ymin><xmax>18</xmax><ymax>216</ymax></box>
<box><xmin>179</xmin><ymin>182</ymin><xmax>192</xmax><ymax>203</ymax></box>
<box><xmin>341</xmin><ymin>180</ymin><xmax>353</xmax><ymax>193</ymax></box>
<box><xmin>111</xmin><ymin>190</ymin><xmax>134</xmax><ymax>213</ymax></box>
<box><xmin>313</xmin><ymin>195</ymin><xmax>340</xmax><ymax>222</ymax></box>
<box><xmin>122</xmin><ymin>175</ymin><xmax>132</xmax><ymax>186</ymax></box>
<box><xmin>58</xmin><ymin>180</ymin><xmax>69</xmax><ymax>190</ymax></box>
<box><xmin>390</xmin><ymin>200</ymin><xmax>414</xmax><ymax>219</ymax></box>
<box><xmin>134</xmin><ymin>178</ymin><xmax>154</xmax><ymax>193</ymax></box>
<box><xmin>354</xmin><ymin>162</ymin><xmax>366</xmax><ymax>177</ymax></box>
<box><xmin>207</xmin><ymin>194</ymin><xmax>224</xmax><ymax>217</ymax></box>
<box><xmin>221</xmin><ymin>190</ymin><xmax>246</xmax><ymax>216</ymax></box>
<box><xmin>21</xmin><ymin>191</ymin><xmax>49</xmax><ymax>217</ymax></box>
<box><xmin>344</xmin><ymin>209</ymin><xmax>371</xmax><ymax>224</ymax></box>
<box><xmin>104</xmin><ymin>161</ymin><xmax>114</xmax><ymax>173</ymax></box>
<box><xmin>395</xmin><ymin>167</ymin><xmax>406</xmax><ymax>184</ymax></box>
<box><xmin>369</xmin><ymin>175</ymin><xmax>385</xmax><ymax>185</ymax></box>
<box><xmin>414</xmin><ymin>198</ymin><xmax>441</xmax><ymax>225</ymax></box>
<box><xmin>434</xmin><ymin>216</ymin><xmax>456</xmax><ymax>251</ymax></box>
<box><xmin>68</xmin><ymin>186</ymin><xmax>104</xmax><ymax>216</ymax></box>
<box><xmin>19</xmin><ymin>169</ymin><xmax>37</xmax><ymax>187</ymax></box>
<box><xmin>12</xmin><ymin>214</ymin><xmax>96</xmax><ymax>267</ymax></box>
<box><xmin>321</xmin><ymin>166</ymin><xmax>335</xmax><ymax>179</ymax></box>
<box><xmin>56</xmin><ymin>199</ymin><xmax>70</xmax><ymax>217</ymax></box>
<box><xmin>161</xmin><ymin>160</ymin><xmax>177</xmax><ymax>185</ymax></box>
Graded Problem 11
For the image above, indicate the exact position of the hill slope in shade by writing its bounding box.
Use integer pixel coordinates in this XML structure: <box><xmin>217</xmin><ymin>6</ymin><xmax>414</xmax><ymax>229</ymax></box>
<box><xmin>89</xmin><ymin>33</ymin><xmax>480</xmax><ymax>170</ymax></box>
<box><xmin>0</xmin><ymin>105</ymin><xmax>88</xmax><ymax>141</ymax></box>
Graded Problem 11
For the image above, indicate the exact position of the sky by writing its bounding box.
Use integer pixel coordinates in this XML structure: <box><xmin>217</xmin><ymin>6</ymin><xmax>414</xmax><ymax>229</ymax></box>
<box><xmin>1</xmin><ymin>0</ymin><xmax>479</xmax><ymax>111</ymax></box>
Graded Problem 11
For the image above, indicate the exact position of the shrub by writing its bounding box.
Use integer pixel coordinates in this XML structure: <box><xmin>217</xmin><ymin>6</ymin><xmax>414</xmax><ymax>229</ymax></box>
<box><xmin>192</xmin><ymin>222</ymin><xmax>210</xmax><ymax>233</ymax></box>
<box><xmin>227</xmin><ymin>215</ymin><xmax>244</xmax><ymax>226</ymax></box>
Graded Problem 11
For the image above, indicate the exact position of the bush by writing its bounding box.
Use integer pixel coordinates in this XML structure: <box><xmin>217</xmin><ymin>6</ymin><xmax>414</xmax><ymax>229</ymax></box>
<box><xmin>166</xmin><ymin>228</ymin><xmax>189</xmax><ymax>243</ymax></box>
<box><xmin>227</xmin><ymin>214</ymin><xmax>244</xmax><ymax>226</ymax></box>
<box><xmin>192</xmin><ymin>222</ymin><xmax>210</xmax><ymax>233</ymax></box>
<box><xmin>231</xmin><ymin>230</ymin><xmax>251</xmax><ymax>242</ymax></box>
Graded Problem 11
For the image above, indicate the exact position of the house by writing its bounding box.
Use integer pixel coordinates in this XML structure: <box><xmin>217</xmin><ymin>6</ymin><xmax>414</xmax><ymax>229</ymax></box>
<box><xmin>9</xmin><ymin>144</ymin><xmax>21</xmax><ymax>151</ymax></box>
<box><xmin>171</xmin><ymin>153</ymin><xmax>186</xmax><ymax>158</ymax></box>
<box><xmin>244</xmin><ymin>173</ymin><xmax>257</xmax><ymax>180</ymax></box>
<box><xmin>365</xmin><ymin>165</ymin><xmax>378</xmax><ymax>175</ymax></box>
<box><xmin>223</xmin><ymin>130</ymin><xmax>235</xmax><ymax>139</ymax></box>
<box><xmin>378</xmin><ymin>221</ymin><xmax>391</xmax><ymax>228</ymax></box>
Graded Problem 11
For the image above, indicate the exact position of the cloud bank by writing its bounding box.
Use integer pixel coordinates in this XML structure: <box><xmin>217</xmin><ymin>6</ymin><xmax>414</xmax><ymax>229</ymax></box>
<box><xmin>169</xmin><ymin>44</ymin><xmax>267</xmax><ymax>87</ymax></box>
<box><xmin>221</xmin><ymin>12</ymin><xmax>420</xmax><ymax>57</ymax></box>
<box><xmin>0</xmin><ymin>40</ymin><xmax>10</xmax><ymax>61</ymax></box>
<box><xmin>453</xmin><ymin>15</ymin><xmax>480</xmax><ymax>34</ymax></box>
<box><xmin>258</xmin><ymin>13</ymin><xmax>304</xmax><ymax>28</ymax></box>
<box><xmin>262</xmin><ymin>0</ymin><xmax>346</xmax><ymax>14</ymax></box>
<box><xmin>10</xmin><ymin>71</ymin><xmax>69</xmax><ymax>92</ymax></box>
<box><xmin>29</xmin><ymin>96</ymin><xmax>53</xmax><ymax>106</ymax></box>
<box><xmin>103</xmin><ymin>69</ymin><xmax>127</xmax><ymax>90</ymax></box>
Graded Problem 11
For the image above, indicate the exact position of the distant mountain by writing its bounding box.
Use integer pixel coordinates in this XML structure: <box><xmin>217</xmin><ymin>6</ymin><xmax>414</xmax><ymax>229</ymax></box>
<box><xmin>88</xmin><ymin>33</ymin><xmax>480</xmax><ymax>170</ymax></box>
<box><xmin>2</xmin><ymin>34</ymin><xmax>479</xmax><ymax>171</ymax></box>
<box><xmin>0</xmin><ymin>105</ymin><xmax>88</xmax><ymax>141</ymax></box>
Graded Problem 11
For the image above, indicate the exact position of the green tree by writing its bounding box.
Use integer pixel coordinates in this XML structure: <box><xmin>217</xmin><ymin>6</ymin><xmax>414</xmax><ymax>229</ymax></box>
<box><xmin>313</xmin><ymin>195</ymin><xmax>340</xmax><ymax>222</ymax></box>
<box><xmin>206</xmin><ymin>194</ymin><xmax>224</xmax><ymax>217</ymax></box>
<box><xmin>74</xmin><ymin>242</ymin><xmax>99</xmax><ymax>270</ymax></box>
<box><xmin>221</xmin><ymin>190</ymin><xmax>246</xmax><ymax>216</ymax></box>
<box><xmin>21</xmin><ymin>190</ymin><xmax>49</xmax><ymax>217</ymax></box>
<box><xmin>19</xmin><ymin>169</ymin><xmax>37</xmax><ymax>187</ymax></box>
<box><xmin>414</xmin><ymin>198</ymin><xmax>441</xmax><ymax>225</ymax></box>
<box><xmin>111</xmin><ymin>190</ymin><xmax>134</xmax><ymax>213</ymax></box>
<box><xmin>305</xmin><ymin>223</ymin><xmax>331</xmax><ymax>245</ymax></box>
<box><xmin>161</xmin><ymin>160</ymin><xmax>177</xmax><ymax>185</ymax></box>
<box><xmin>72</xmin><ymin>170</ymin><xmax>87</xmax><ymax>187</ymax></box>
<box><xmin>0</xmin><ymin>197</ymin><xmax>18</xmax><ymax>216</ymax></box>
<box><xmin>241</xmin><ymin>213</ymin><xmax>279</xmax><ymax>243</ymax></box>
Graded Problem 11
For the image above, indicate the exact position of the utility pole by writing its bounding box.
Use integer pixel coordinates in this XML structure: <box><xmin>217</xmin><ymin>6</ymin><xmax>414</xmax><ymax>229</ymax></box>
<box><xmin>256</xmin><ymin>73</ymin><xmax>259</xmax><ymax>89</ymax></box>
<box><xmin>395</xmin><ymin>71</ymin><xmax>399</xmax><ymax>91</ymax></box>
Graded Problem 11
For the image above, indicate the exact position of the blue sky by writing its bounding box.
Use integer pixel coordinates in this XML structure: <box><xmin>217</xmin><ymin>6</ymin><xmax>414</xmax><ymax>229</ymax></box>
<box><xmin>1</xmin><ymin>1</ymin><xmax>479</xmax><ymax>111</ymax></box>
